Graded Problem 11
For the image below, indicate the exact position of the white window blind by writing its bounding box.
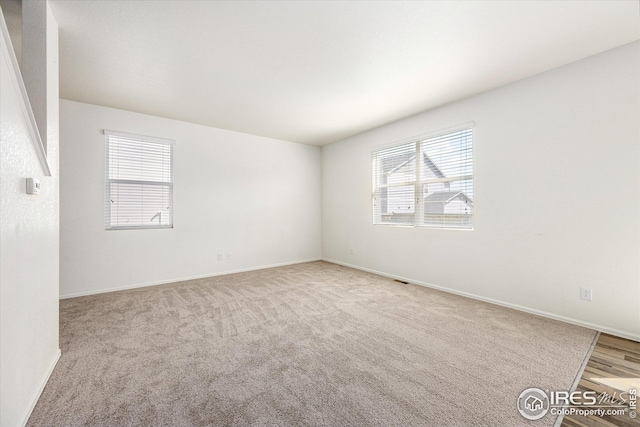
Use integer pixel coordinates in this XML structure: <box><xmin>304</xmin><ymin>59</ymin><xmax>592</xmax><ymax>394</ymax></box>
<box><xmin>104</xmin><ymin>130</ymin><xmax>174</xmax><ymax>230</ymax></box>
<box><xmin>372</xmin><ymin>126</ymin><xmax>473</xmax><ymax>229</ymax></box>
<box><xmin>372</xmin><ymin>141</ymin><xmax>417</xmax><ymax>226</ymax></box>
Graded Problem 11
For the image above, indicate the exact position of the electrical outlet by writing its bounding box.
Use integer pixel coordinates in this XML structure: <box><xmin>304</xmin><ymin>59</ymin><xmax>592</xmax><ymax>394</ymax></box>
<box><xmin>580</xmin><ymin>287</ymin><xmax>592</xmax><ymax>301</ymax></box>
<box><xmin>227</xmin><ymin>253</ymin><xmax>232</xmax><ymax>260</ymax></box>
<box><xmin>217</xmin><ymin>253</ymin><xmax>223</xmax><ymax>261</ymax></box>
<box><xmin>350</xmin><ymin>248</ymin><xmax>354</xmax><ymax>255</ymax></box>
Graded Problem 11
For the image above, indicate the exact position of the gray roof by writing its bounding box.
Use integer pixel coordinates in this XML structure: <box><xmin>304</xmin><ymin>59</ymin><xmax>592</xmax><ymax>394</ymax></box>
<box><xmin>424</xmin><ymin>191</ymin><xmax>473</xmax><ymax>206</ymax></box>
<box><xmin>422</xmin><ymin>153</ymin><xmax>444</xmax><ymax>178</ymax></box>
<box><xmin>387</xmin><ymin>153</ymin><xmax>444</xmax><ymax>178</ymax></box>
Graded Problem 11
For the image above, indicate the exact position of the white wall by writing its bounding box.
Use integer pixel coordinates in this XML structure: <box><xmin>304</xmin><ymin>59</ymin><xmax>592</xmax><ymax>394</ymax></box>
<box><xmin>0</xmin><ymin>3</ymin><xmax>60</xmax><ymax>426</ymax></box>
<box><xmin>60</xmin><ymin>100</ymin><xmax>321</xmax><ymax>298</ymax></box>
<box><xmin>322</xmin><ymin>41</ymin><xmax>640</xmax><ymax>340</ymax></box>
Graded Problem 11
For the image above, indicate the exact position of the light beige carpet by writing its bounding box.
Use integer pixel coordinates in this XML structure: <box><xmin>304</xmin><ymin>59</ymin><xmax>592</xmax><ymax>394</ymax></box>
<box><xmin>29</xmin><ymin>261</ymin><xmax>596</xmax><ymax>426</ymax></box>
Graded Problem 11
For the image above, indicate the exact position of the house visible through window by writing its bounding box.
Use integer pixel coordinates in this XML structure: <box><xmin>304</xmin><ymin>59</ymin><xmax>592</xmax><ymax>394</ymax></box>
<box><xmin>372</xmin><ymin>126</ymin><xmax>473</xmax><ymax>229</ymax></box>
<box><xmin>104</xmin><ymin>130</ymin><xmax>174</xmax><ymax>230</ymax></box>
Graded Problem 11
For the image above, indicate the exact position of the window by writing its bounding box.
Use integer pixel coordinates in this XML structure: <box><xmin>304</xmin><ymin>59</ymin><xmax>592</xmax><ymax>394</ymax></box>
<box><xmin>104</xmin><ymin>130</ymin><xmax>174</xmax><ymax>230</ymax></box>
<box><xmin>372</xmin><ymin>126</ymin><xmax>473</xmax><ymax>229</ymax></box>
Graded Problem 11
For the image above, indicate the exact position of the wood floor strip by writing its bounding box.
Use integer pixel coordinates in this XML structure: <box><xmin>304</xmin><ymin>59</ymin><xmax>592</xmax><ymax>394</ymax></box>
<box><xmin>590</xmin><ymin>352</ymin><xmax>640</xmax><ymax>373</ymax></box>
<box><xmin>561</xmin><ymin>333</ymin><xmax>640</xmax><ymax>427</ymax></box>
<box><xmin>598</xmin><ymin>336</ymin><xmax>640</xmax><ymax>355</ymax></box>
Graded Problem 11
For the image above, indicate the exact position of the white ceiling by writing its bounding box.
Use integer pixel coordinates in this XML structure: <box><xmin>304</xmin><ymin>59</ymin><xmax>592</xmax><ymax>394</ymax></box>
<box><xmin>49</xmin><ymin>1</ymin><xmax>640</xmax><ymax>146</ymax></box>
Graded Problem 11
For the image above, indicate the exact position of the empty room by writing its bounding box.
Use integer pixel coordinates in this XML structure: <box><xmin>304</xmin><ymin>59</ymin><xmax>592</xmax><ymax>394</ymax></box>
<box><xmin>1</xmin><ymin>1</ymin><xmax>639</xmax><ymax>426</ymax></box>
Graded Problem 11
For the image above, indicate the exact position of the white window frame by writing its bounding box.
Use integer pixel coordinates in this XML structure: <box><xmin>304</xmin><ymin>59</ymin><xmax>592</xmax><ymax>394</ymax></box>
<box><xmin>372</xmin><ymin>123</ymin><xmax>474</xmax><ymax>230</ymax></box>
<box><xmin>104</xmin><ymin>130</ymin><xmax>175</xmax><ymax>230</ymax></box>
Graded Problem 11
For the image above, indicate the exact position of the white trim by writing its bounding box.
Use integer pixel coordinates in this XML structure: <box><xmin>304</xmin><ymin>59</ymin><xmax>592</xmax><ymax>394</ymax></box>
<box><xmin>376</xmin><ymin>174</ymin><xmax>473</xmax><ymax>188</ymax></box>
<box><xmin>104</xmin><ymin>131</ymin><xmax>174</xmax><ymax>230</ymax></box>
<box><xmin>0</xmin><ymin>10</ymin><xmax>51</xmax><ymax>176</ymax></box>
<box><xmin>60</xmin><ymin>258</ymin><xmax>322</xmax><ymax>299</ymax></box>
<box><xmin>103</xmin><ymin>129</ymin><xmax>176</xmax><ymax>145</ymax></box>
<box><xmin>322</xmin><ymin>258</ymin><xmax>640</xmax><ymax>342</ymax></box>
<box><xmin>18</xmin><ymin>348</ymin><xmax>61</xmax><ymax>427</ymax></box>
<box><xmin>371</xmin><ymin>126</ymin><xmax>474</xmax><ymax>230</ymax></box>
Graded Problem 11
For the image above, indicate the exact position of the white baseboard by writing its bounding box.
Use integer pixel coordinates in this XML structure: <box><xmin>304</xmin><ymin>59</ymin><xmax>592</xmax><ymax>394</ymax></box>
<box><xmin>19</xmin><ymin>348</ymin><xmax>61</xmax><ymax>427</ymax></box>
<box><xmin>322</xmin><ymin>258</ymin><xmax>640</xmax><ymax>342</ymax></box>
<box><xmin>60</xmin><ymin>258</ymin><xmax>322</xmax><ymax>299</ymax></box>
